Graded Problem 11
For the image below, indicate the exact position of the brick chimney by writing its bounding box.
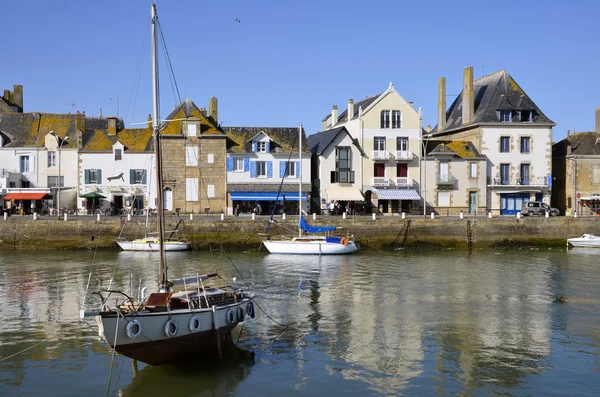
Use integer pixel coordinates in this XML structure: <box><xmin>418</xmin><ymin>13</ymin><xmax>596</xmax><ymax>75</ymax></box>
<box><xmin>331</xmin><ymin>105</ymin><xmax>338</xmax><ymax>125</ymax></box>
<box><xmin>347</xmin><ymin>99</ymin><xmax>354</xmax><ymax>121</ymax></box>
<box><xmin>108</xmin><ymin>116</ymin><xmax>117</xmax><ymax>135</ymax></box>
<box><xmin>209</xmin><ymin>97</ymin><xmax>218</xmax><ymax>123</ymax></box>
<box><xmin>76</xmin><ymin>111</ymin><xmax>86</xmax><ymax>132</ymax></box>
<box><xmin>438</xmin><ymin>77</ymin><xmax>446</xmax><ymax>130</ymax></box>
<box><xmin>462</xmin><ymin>66</ymin><xmax>474</xmax><ymax>124</ymax></box>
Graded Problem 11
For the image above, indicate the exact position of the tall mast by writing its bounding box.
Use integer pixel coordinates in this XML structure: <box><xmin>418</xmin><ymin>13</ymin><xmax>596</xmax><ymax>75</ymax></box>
<box><xmin>298</xmin><ymin>124</ymin><xmax>302</xmax><ymax>236</ymax></box>
<box><xmin>151</xmin><ymin>3</ymin><xmax>167</xmax><ymax>289</ymax></box>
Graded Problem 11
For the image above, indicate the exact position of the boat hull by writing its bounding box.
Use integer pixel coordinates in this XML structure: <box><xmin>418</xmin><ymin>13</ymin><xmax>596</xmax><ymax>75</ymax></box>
<box><xmin>95</xmin><ymin>298</ymin><xmax>254</xmax><ymax>365</ymax></box>
<box><xmin>117</xmin><ymin>239</ymin><xmax>191</xmax><ymax>251</ymax></box>
<box><xmin>567</xmin><ymin>237</ymin><xmax>600</xmax><ymax>248</ymax></box>
<box><xmin>263</xmin><ymin>240</ymin><xmax>358</xmax><ymax>255</ymax></box>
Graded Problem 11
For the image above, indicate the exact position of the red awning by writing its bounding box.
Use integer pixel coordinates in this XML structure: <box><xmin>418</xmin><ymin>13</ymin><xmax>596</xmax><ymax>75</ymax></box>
<box><xmin>3</xmin><ymin>193</ymin><xmax>48</xmax><ymax>201</ymax></box>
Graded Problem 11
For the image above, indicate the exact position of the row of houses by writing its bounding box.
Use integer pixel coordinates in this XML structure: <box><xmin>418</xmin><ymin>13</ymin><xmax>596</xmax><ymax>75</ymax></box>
<box><xmin>1</xmin><ymin>67</ymin><xmax>599</xmax><ymax>217</ymax></box>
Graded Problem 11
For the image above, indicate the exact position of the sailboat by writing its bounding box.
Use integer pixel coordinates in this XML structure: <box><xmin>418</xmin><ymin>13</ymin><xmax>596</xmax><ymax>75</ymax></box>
<box><xmin>81</xmin><ymin>3</ymin><xmax>254</xmax><ymax>365</ymax></box>
<box><xmin>262</xmin><ymin>125</ymin><xmax>359</xmax><ymax>255</ymax></box>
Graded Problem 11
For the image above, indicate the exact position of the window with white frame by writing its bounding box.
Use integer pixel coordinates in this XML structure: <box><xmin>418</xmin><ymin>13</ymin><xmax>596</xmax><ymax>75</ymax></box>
<box><xmin>257</xmin><ymin>142</ymin><xmax>266</xmax><ymax>152</ymax></box>
<box><xmin>500</xmin><ymin>136</ymin><xmax>510</xmax><ymax>153</ymax></box>
<box><xmin>392</xmin><ymin>110</ymin><xmax>401</xmax><ymax>128</ymax></box>
<box><xmin>20</xmin><ymin>155</ymin><xmax>30</xmax><ymax>172</ymax></box>
<box><xmin>499</xmin><ymin>110</ymin><xmax>512</xmax><ymax>122</ymax></box>
<box><xmin>593</xmin><ymin>164</ymin><xmax>600</xmax><ymax>184</ymax></box>
<box><xmin>186</xmin><ymin>178</ymin><xmax>199</xmax><ymax>201</ymax></box>
<box><xmin>469</xmin><ymin>162</ymin><xmax>477</xmax><ymax>178</ymax></box>
<box><xmin>256</xmin><ymin>161</ymin><xmax>266</xmax><ymax>177</ymax></box>
<box><xmin>187</xmin><ymin>124</ymin><xmax>197</xmax><ymax>137</ymax></box>
<box><xmin>380</xmin><ymin>110</ymin><xmax>390</xmax><ymax>128</ymax></box>
<box><xmin>374</xmin><ymin>136</ymin><xmax>386</xmax><ymax>151</ymax></box>
<box><xmin>134</xmin><ymin>169</ymin><xmax>144</xmax><ymax>184</ymax></box>
<box><xmin>396</xmin><ymin>137</ymin><xmax>408</xmax><ymax>151</ymax></box>
<box><xmin>186</xmin><ymin>146</ymin><xmax>199</xmax><ymax>166</ymax></box>
<box><xmin>285</xmin><ymin>161</ymin><xmax>296</xmax><ymax>177</ymax></box>
<box><xmin>437</xmin><ymin>191</ymin><xmax>450</xmax><ymax>206</ymax></box>
<box><xmin>48</xmin><ymin>151</ymin><xmax>56</xmax><ymax>167</ymax></box>
<box><xmin>89</xmin><ymin>169</ymin><xmax>99</xmax><ymax>184</ymax></box>
<box><xmin>233</xmin><ymin>158</ymin><xmax>244</xmax><ymax>171</ymax></box>
<box><xmin>115</xmin><ymin>148</ymin><xmax>122</xmax><ymax>160</ymax></box>
<box><xmin>207</xmin><ymin>153</ymin><xmax>214</xmax><ymax>164</ymax></box>
<box><xmin>207</xmin><ymin>184</ymin><xmax>215</xmax><ymax>198</ymax></box>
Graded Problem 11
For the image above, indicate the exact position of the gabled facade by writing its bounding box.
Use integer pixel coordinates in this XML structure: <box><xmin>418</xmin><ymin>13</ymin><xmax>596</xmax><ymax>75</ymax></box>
<box><xmin>307</xmin><ymin>127</ymin><xmax>366</xmax><ymax>214</ymax></box>
<box><xmin>321</xmin><ymin>83</ymin><xmax>423</xmax><ymax>214</ymax></box>
<box><xmin>422</xmin><ymin>140</ymin><xmax>488</xmax><ymax>215</ymax></box>
<box><xmin>551</xmin><ymin>108</ymin><xmax>600</xmax><ymax>216</ymax></box>
<box><xmin>223</xmin><ymin>126</ymin><xmax>311</xmax><ymax>216</ymax></box>
<box><xmin>432</xmin><ymin>67</ymin><xmax>555</xmax><ymax>215</ymax></box>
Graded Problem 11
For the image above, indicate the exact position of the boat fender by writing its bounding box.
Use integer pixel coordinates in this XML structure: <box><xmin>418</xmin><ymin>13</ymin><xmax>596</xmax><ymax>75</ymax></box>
<box><xmin>189</xmin><ymin>315</ymin><xmax>201</xmax><ymax>333</ymax></box>
<box><xmin>340</xmin><ymin>237</ymin><xmax>349</xmax><ymax>246</ymax></box>
<box><xmin>237</xmin><ymin>306</ymin><xmax>245</xmax><ymax>321</ymax></box>
<box><xmin>164</xmin><ymin>320</ymin><xmax>178</xmax><ymax>337</ymax></box>
<box><xmin>246</xmin><ymin>302</ymin><xmax>255</xmax><ymax>319</ymax></box>
<box><xmin>126</xmin><ymin>319</ymin><xmax>142</xmax><ymax>339</ymax></box>
<box><xmin>226</xmin><ymin>309</ymin><xmax>236</xmax><ymax>325</ymax></box>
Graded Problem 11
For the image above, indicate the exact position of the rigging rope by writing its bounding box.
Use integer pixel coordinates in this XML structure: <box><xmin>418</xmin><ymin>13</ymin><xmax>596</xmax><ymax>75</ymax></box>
<box><xmin>266</xmin><ymin>140</ymin><xmax>298</xmax><ymax>235</ymax></box>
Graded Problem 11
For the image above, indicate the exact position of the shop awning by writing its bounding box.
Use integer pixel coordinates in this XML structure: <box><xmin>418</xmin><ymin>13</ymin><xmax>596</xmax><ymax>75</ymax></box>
<box><xmin>373</xmin><ymin>189</ymin><xmax>421</xmax><ymax>200</ymax></box>
<box><xmin>230</xmin><ymin>192</ymin><xmax>306</xmax><ymax>201</ymax></box>
<box><xmin>3</xmin><ymin>192</ymin><xmax>49</xmax><ymax>201</ymax></box>
<box><xmin>79</xmin><ymin>192</ymin><xmax>107</xmax><ymax>199</ymax></box>
<box><xmin>578</xmin><ymin>196</ymin><xmax>600</xmax><ymax>200</ymax></box>
<box><xmin>325</xmin><ymin>187</ymin><xmax>364</xmax><ymax>201</ymax></box>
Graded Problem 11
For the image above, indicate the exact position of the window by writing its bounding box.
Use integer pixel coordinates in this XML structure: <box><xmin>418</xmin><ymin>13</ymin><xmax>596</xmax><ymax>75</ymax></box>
<box><xmin>500</xmin><ymin>136</ymin><xmax>510</xmax><ymax>153</ymax></box>
<box><xmin>397</xmin><ymin>163</ymin><xmax>408</xmax><ymax>177</ymax></box>
<box><xmin>520</xmin><ymin>110</ymin><xmax>532</xmax><ymax>122</ymax></box>
<box><xmin>134</xmin><ymin>169</ymin><xmax>144</xmax><ymax>184</ymax></box>
<box><xmin>500</xmin><ymin>164</ymin><xmax>510</xmax><ymax>185</ymax></box>
<box><xmin>469</xmin><ymin>162</ymin><xmax>477</xmax><ymax>178</ymax></box>
<box><xmin>187</xmin><ymin>124</ymin><xmax>197</xmax><ymax>137</ymax></box>
<box><xmin>186</xmin><ymin>178</ymin><xmax>199</xmax><ymax>201</ymax></box>
<box><xmin>374</xmin><ymin>137</ymin><xmax>386</xmax><ymax>151</ymax></box>
<box><xmin>256</xmin><ymin>161</ymin><xmax>266</xmax><ymax>177</ymax></box>
<box><xmin>257</xmin><ymin>142</ymin><xmax>266</xmax><ymax>152</ymax></box>
<box><xmin>48</xmin><ymin>151</ymin><xmax>56</xmax><ymax>167</ymax></box>
<box><xmin>89</xmin><ymin>169</ymin><xmax>99</xmax><ymax>184</ymax></box>
<box><xmin>374</xmin><ymin>163</ymin><xmax>385</xmax><ymax>177</ymax></box>
<box><xmin>20</xmin><ymin>155</ymin><xmax>30</xmax><ymax>172</ymax></box>
<box><xmin>186</xmin><ymin>146</ymin><xmax>199</xmax><ymax>166</ymax></box>
<box><xmin>396</xmin><ymin>137</ymin><xmax>408</xmax><ymax>151</ymax></box>
<box><xmin>437</xmin><ymin>191</ymin><xmax>450</xmax><ymax>206</ymax></box>
<box><xmin>47</xmin><ymin>176</ymin><xmax>64</xmax><ymax>188</ymax></box>
<box><xmin>114</xmin><ymin>149</ymin><xmax>122</xmax><ymax>160</ymax></box>
<box><xmin>520</xmin><ymin>164</ymin><xmax>530</xmax><ymax>185</ymax></box>
<box><xmin>592</xmin><ymin>164</ymin><xmax>600</xmax><ymax>184</ymax></box>
<box><xmin>380</xmin><ymin>110</ymin><xmax>390</xmax><ymax>128</ymax></box>
<box><xmin>520</xmin><ymin>137</ymin><xmax>530</xmax><ymax>153</ymax></box>
<box><xmin>207</xmin><ymin>153</ymin><xmax>214</xmax><ymax>164</ymax></box>
<box><xmin>499</xmin><ymin>110</ymin><xmax>512</xmax><ymax>122</ymax></box>
<box><xmin>392</xmin><ymin>110</ymin><xmax>401</xmax><ymax>128</ymax></box>
<box><xmin>284</xmin><ymin>161</ymin><xmax>295</xmax><ymax>177</ymax></box>
<box><xmin>207</xmin><ymin>184</ymin><xmax>215</xmax><ymax>198</ymax></box>
<box><xmin>232</xmin><ymin>158</ymin><xmax>244</xmax><ymax>171</ymax></box>
<box><xmin>333</xmin><ymin>147</ymin><xmax>352</xmax><ymax>183</ymax></box>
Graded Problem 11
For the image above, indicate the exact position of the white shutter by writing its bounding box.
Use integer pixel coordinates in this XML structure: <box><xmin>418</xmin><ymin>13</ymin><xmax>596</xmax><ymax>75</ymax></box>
<box><xmin>187</xmin><ymin>124</ymin><xmax>197</xmax><ymax>137</ymax></box>
<box><xmin>207</xmin><ymin>153</ymin><xmax>214</xmax><ymax>164</ymax></box>
<box><xmin>186</xmin><ymin>178</ymin><xmax>199</xmax><ymax>201</ymax></box>
<box><xmin>207</xmin><ymin>184</ymin><xmax>215</xmax><ymax>198</ymax></box>
<box><xmin>186</xmin><ymin>146</ymin><xmax>198</xmax><ymax>166</ymax></box>
<box><xmin>437</xmin><ymin>191</ymin><xmax>450</xmax><ymax>206</ymax></box>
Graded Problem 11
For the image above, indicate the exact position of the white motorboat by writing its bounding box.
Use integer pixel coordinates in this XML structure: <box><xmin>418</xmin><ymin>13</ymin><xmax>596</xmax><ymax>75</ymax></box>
<box><xmin>116</xmin><ymin>237</ymin><xmax>190</xmax><ymax>252</ymax></box>
<box><xmin>567</xmin><ymin>234</ymin><xmax>600</xmax><ymax>248</ymax></box>
<box><xmin>82</xmin><ymin>3</ymin><xmax>255</xmax><ymax>366</ymax></box>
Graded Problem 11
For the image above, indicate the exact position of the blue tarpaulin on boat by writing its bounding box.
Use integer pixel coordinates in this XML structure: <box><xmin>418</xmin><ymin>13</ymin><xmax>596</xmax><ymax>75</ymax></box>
<box><xmin>230</xmin><ymin>192</ymin><xmax>306</xmax><ymax>201</ymax></box>
<box><xmin>326</xmin><ymin>236</ymin><xmax>342</xmax><ymax>243</ymax></box>
<box><xmin>299</xmin><ymin>216</ymin><xmax>336</xmax><ymax>233</ymax></box>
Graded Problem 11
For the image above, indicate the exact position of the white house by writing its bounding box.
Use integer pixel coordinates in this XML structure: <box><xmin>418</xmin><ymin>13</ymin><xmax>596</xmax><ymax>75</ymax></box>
<box><xmin>223</xmin><ymin>126</ymin><xmax>311</xmax><ymax>216</ymax></box>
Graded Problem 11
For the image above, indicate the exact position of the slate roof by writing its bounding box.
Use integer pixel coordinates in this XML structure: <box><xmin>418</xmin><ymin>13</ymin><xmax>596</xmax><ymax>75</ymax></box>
<box><xmin>223</xmin><ymin>126</ymin><xmax>311</xmax><ymax>154</ymax></box>
<box><xmin>322</xmin><ymin>93</ymin><xmax>383</xmax><ymax>123</ymax></box>
<box><xmin>160</xmin><ymin>98</ymin><xmax>224</xmax><ymax>136</ymax></box>
<box><xmin>80</xmin><ymin>125</ymin><xmax>153</xmax><ymax>153</ymax></box>
<box><xmin>428</xmin><ymin>140</ymin><xmax>482</xmax><ymax>158</ymax></box>
<box><xmin>553</xmin><ymin>132</ymin><xmax>600</xmax><ymax>157</ymax></box>
<box><xmin>0</xmin><ymin>112</ymin><xmax>78</xmax><ymax>147</ymax></box>
<box><xmin>433</xmin><ymin>70</ymin><xmax>555</xmax><ymax>135</ymax></box>
<box><xmin>307</xmin><ymin>127</ymin><xmax>366</xmax><ymax>156</ymax></box>
<box><xmin>0</xmin><ymin>96</ymin><xmax>18</xmax><ymax>113</ymax></box>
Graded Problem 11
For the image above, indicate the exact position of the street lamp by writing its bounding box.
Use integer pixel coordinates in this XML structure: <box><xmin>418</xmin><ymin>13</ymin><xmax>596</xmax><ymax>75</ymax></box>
<box><xmin>50</xmin><ymin>131</ymin><xmax>68</xmax><ymax>215</ymax></box>
<box><xmin>419</xmin><ymin>133</ymin><xmax>432</xmax><ymax>217</ymax></box>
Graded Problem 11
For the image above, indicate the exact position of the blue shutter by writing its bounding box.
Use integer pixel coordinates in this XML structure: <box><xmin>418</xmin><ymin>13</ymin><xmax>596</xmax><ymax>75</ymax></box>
<box><xmin>265</xmin><ymin>141</ymin><xmax>270</xmax><ymax>153</ymax></box>
<box><xmin>130</xmin><ymin>169</ymin><xmax>135</xmax><ymax>184</ymax></box>
<box><xmin>296</xmin><ymin>161</ymin><xmax>300</xmax><ymax>178</ymax></box>
<box><xmin>244</xmin><ymin>157</ymin><xmax>250</xmax><ymax>172</ymax></box>
<box><xmin>250</xmin><ymin>161</ymin><xmax>257</xmax><ymax>178</ymax></box>
<box><xmin>279</xmin><ymin>161</ymin><xmax>286</xmax><ymax>178</ymax></box>
<box><xmin>226</xmin><ymin>157</ymin><xmax>234</xmax><ymax>171</ymax></box>
<box><xmin>84</xmin><ymin>170</ymin><xmax>90</xmax><ymax>184</ymax></box>
<box><xmin>142</xmin><ymin>170</ymin><xmax>147</xmax><ymax>184</ymax></box>
<box><xmin>97</xmin><ymin>169</ymin><xmax>102</xmax><ymax>184</ymax></box>
<box><xmin>267</xmin><ymin>161</ymin><xmax>273</xmax><ymax>178</ymax></box>
<box><xmin>253</xmin><ymin>142</ymin><xmax>257</xmax><ymax>152</ymax></box>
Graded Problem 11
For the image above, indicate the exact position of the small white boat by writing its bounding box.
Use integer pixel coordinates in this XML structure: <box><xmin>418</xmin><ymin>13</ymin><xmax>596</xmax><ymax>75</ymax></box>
<box><xmin>567</xmin><ymin>234</ymin><xmax>600</xmax><ymax>248</ymax></box>
<box><xmin>263</xmin><ymin>235</ymin><xmax>358</xmax><ymax>255</ymax></box>
<box><xmin>117</xmin><ymin>237</ymin><xmax>190</xmax><ymax>251</ymax></box>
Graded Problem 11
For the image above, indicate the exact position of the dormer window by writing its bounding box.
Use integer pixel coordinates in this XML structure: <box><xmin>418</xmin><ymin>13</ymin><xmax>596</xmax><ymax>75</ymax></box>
<box><xmin>115</xmin><ymin>148</ymin><xmax>122</xmax><ymax>160</ymax></box>
<box><xmin>499</xmin><ymin>110</ymin><xmax>512</xmax><ymax>122</ymax></box>
<box><xmin>253</xmin><ymin>141</ymin><xmax>270</xmax><ymax>153</ymax></box>
<box><xmin>520</xmin><ymin>110</ymin><xmax>533</xmax><ymax>122</ymax></box>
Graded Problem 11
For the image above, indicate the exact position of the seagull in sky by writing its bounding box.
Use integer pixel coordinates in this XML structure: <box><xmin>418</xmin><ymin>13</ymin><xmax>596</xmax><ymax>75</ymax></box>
<box><xmin>235</xmin><ymin>18</ymin><xmax>241</xmax><ymax>23</ymax></box>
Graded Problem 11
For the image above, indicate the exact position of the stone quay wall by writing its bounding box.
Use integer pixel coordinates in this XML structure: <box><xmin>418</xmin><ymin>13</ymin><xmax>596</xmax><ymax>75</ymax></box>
<box><xmin>0</xmin><ymin>215</ymin><xmax>598</xmax><ymax>251</ymax></box>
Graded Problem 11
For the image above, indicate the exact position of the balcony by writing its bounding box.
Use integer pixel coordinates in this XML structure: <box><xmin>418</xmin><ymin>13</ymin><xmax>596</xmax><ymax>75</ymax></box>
<box><xmin>330</xmin><ymin>170</ymin><xmax>355</xmax><ymax>183</ymax></box>
<box><xmin>396</xmin><ymin>177</ymin><xmax>413</xmax><ymax>187</ymax></box>
<box><xmin>490</xmin><ymin>177</ymin><xmax>548</xmax><ymax>187</ymax></box>
<box><xmin>436</xmin><ymin>174</ymin><xmax>457</xmax><ymax>190</ymax></box>
<box><xmin>395</xmin><ymin>150</ymin><xmax>413</xmax><ymax>161</ymax></box>
<box><xmin>373</xmin><ymin>177</ymin><xmax>391</xmax><ymax>187</ymax></box>
<box><xmin>372</xmin><ymin>151</ymin><xmax>394</xmax><ymax>161</ymax></box>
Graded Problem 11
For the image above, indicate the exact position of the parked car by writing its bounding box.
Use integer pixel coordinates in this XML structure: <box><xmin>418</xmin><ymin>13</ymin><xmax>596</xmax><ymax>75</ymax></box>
<box><xmin>521</xmin><ymin>201</ymin><xmax>560</xmax><ymax>216</ymax></box>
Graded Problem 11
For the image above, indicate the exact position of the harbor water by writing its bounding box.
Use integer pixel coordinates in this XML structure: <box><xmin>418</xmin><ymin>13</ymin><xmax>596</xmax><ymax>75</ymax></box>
<box><xmin>0</xmin><ymin>248</ymin><xmax>599</xmax><ymax>396</ymax></box>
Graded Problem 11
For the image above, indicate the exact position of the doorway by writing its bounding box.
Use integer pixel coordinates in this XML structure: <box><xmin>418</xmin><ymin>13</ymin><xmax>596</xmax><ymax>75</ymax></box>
<box><xmin>163</xmin><ymin>188</ymin><xmax>173</xmax><ymax>211</ymax></box>
<box><xmin>469</xmin><ymin>192</ymin><xmax>477</xmax><ymax>215</ymax></box>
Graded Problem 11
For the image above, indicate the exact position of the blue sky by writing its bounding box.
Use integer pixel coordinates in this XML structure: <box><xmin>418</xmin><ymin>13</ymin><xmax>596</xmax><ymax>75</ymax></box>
<box><xmin>2</xmin><ymin>0</ymin><xmax>598</xmax><ymax>141</ymax></box>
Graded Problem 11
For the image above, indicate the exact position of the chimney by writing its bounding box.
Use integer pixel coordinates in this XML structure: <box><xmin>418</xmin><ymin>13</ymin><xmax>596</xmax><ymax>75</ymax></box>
<box><xmin>426</xmin><ymin>124</ymin><xmax>432</xmax><ymax>132</ymax></box>
<box><xmin>347</xmin><ymin>99</ymin><xmax>354</xmax><ymax>121</ymax></box>
<box><xmin>209</xmin><ymin>97</ymin><xmax>218</xmax><ymax>123</ymax></box>
<box><xmin>13</xmin><ymin>84</ymin><xmax>23</xmax><ymax>111</ymax></box>
<box><xmin>147</xmin><ymin>114</ymin><xmax>152</xmax><ymax>129</ymax></box>
<box><xmin>108</xmin><ymin>116</ymin><xmax>117</xmax><ymax>135</ymax></box>
<box><xmin>596</xmin><ymin>106</ymin><xmax>600</xmax><ymax>133</ymax></box>
<box><xmin>567</xmin><ymin>129</ymin><xmax>571</xmax><ymax>137</ymax></box>
<box><xmin>76</xmin><ymin>111</ymin><xmax>86</xmax><ymax>132</ymax></box>
<box><xmin>438</xmin><ymin>77</ymin><xmax>447</xmax><ymax>130</ymax></box>
<box><xmin>3</xmin><ymin>90</ymin><xmax>9</xmax><ymax>101</ymax></box>
<box><xmin>462</xmin><ymin>66</ymin><xmax>474</xmax><ymax>124</ymax></box>
<box><xmin>331</xmin><ymin>105</ymin><xmax>338</xmax><ymax>125</ymax></box>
